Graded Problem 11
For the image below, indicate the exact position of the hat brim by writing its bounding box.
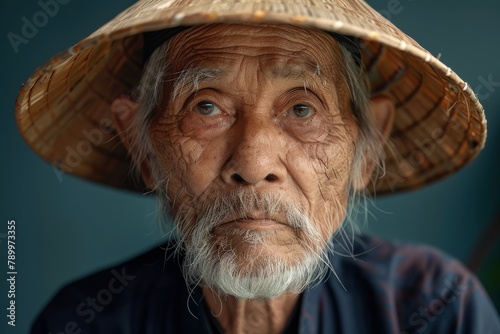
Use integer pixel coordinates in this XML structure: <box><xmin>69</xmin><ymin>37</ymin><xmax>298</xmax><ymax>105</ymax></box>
<box><xmin>15</xmin><ymin>0</ymin><xmax>486</xmax><ymax>195</ymax></box>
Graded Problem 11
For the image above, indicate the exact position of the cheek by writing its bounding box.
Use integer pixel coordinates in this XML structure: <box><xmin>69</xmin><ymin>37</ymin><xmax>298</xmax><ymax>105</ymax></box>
<box><xmin>314</xmin><ymin>188</ymin><xmax>349</xmax><ymax>240</ymax></box>
<box><xmin>320</xmin><ymin>148</ymin><xmax>353</xmax><ymax>237</ymax></box>
<box><xmin>151</xmin><ymin>126</ymin><xmax>223</xmax><ymax>199</ymax></box>
<box><xmin>286</xmin><ymin>132</ymin><xmax>355</xmax><ymax>239</ymax></box>
<box><xmin>289</xmin><ymin>139</ymin><xmax>353</xmax><ymax>197</ymax></box>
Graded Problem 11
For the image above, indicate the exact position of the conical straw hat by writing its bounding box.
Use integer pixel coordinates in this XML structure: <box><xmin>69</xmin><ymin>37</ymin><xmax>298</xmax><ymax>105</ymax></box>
<box><xmin>15</xmin><ymin>0</ymin><xmax>486</xmax><ymax>194</ymax></box>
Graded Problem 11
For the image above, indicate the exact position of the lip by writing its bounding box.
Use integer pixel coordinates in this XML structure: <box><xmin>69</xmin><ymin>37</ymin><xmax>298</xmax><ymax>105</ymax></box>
<box><xmin>230</xmin><ymin>218</ymin><xmax>280</xmax><ymax>226</ymax></box>
<box><xmin>219</xmin><ymin>214</ymin><xmax>286</xmax><ymax>228</ymax></box>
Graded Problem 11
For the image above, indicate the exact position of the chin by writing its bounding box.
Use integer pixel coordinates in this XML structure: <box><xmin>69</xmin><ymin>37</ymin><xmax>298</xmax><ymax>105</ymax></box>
<box><xmin>183</xmin><ymin>225</ymin><xmax>328</xmax><ymax>299</ymax></box>
<box><xmin>202</xmin><ymin>249</ymin><xmax>324</xmax><ymax>299</ymax></box>
<box><xmin>213</xmin><ymin>224</ymin><xmax>309</xmax><ymax>265</ymax></box>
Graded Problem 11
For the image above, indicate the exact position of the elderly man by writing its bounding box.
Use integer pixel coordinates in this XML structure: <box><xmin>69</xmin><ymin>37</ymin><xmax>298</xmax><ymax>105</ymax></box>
<box><xmin>16</xmin><ymin>0</ymin><xmax>500</xmax><ymax>333</ymax></box>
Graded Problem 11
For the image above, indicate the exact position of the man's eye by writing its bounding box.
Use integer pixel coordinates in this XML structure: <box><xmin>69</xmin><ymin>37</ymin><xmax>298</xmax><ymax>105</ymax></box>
<box><xmin>195</xmin><ymin>101</ymin><xmax>221</xmax><ymax>116</ymax></box>
<box><xmin>290</xmin><ymin>104</ymin><xmax>314</xmax><ymax>118</ymax></box>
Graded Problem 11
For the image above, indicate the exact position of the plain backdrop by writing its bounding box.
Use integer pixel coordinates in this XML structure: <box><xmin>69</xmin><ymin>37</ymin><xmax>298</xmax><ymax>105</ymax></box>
<box><xmin>1</xmin><ymin>0</ymin><xmax>499</xmax><ymax>332</ymax></box>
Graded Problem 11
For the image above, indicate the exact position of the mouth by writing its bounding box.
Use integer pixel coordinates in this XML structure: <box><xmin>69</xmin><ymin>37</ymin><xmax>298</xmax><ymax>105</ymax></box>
<box><xmin>218</xmin><ymin>213</ymin><xmax>287</xmax><ymax>229</ymax></box>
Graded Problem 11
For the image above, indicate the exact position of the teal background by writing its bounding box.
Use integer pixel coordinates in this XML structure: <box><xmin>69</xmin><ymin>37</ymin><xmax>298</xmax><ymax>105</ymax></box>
<box><xmin>1</xmin><ymin>0</ymin><xmax>499</xmax><ymax>332</ymax></box>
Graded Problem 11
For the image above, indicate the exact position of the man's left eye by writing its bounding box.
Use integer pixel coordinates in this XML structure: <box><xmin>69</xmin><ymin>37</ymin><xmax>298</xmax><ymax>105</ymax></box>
<box><xmin>290</xmin><ymin>104</ymin><xmax>314</xmax><ymax>118</ymax></box>
<box><xmin>195</xmin><ymin>101</ymin><xmax>221</xmax><ymax>116</ymax></box>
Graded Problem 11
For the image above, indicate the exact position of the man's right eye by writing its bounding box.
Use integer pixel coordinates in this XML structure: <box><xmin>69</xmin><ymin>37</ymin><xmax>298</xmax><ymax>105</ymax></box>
<box><xmin>195</xmin><ymin>101</ymin><xmax>221</xmax><ymax>116</ymax></box>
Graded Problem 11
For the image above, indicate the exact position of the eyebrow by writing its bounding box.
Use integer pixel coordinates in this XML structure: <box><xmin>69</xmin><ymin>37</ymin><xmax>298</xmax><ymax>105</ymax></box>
<box><xmin>170</xmin><ymin>62</ymin><xmax>324</xmax><ymax>100</ymax></box>
<box><xmin>171</xmin><ymin>67</ymin><xmax>224</xmax><ymax>100</ymax></box>
<box><xmin>270</xmin><ymin>63</ymin><xmax>322</xmax><ymax>80</ymax></box>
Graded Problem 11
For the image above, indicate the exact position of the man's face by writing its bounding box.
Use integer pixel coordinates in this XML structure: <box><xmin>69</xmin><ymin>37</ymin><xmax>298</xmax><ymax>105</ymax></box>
<box><xmin>147</xmin><ymin>24</ymin><xmax>359</xmax><ymax>296</ymax></box>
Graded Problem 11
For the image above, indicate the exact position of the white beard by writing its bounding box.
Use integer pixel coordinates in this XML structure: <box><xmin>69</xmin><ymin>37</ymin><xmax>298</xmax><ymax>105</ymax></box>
<box><xmin>176</xmin><ymin>189</ymin><xmax>331</xmax><ymax>299</ymax></box>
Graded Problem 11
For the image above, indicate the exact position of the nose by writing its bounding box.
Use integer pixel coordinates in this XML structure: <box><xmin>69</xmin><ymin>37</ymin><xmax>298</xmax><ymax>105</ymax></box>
<box><xmin>221</xmin><ymin>116</ymin><xmax>286</xmax><ymax>186</ymax></box>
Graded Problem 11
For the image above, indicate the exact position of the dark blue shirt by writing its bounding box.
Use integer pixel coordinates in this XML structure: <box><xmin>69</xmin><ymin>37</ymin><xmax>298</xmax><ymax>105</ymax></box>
<box><xmin>32</xmin><ymin>235</ymin><xmax>500</xmax><ymax>333</ymax></box>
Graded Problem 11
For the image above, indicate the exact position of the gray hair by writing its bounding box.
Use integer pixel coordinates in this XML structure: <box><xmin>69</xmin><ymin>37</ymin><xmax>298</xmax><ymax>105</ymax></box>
<box><xmin>127</xmin><ymin>30</ymin><xmax>385</xmax><ymax>241</ymax></box>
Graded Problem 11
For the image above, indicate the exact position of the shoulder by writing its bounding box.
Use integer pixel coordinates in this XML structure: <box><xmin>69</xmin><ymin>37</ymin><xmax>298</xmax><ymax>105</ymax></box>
<box><xmin>346</xmin><ymin>234</ymin><xmax>469</xmax><ymax>281</ymax></box>
<box><xmin>31</xmin><ymin>241</ymin><xmax>188</xmax><ymax>333</ymax></box>
<box><xmin>329</xmin><ymin>234</ymin><xmax>500</xmax><ymax>333</ymax></box>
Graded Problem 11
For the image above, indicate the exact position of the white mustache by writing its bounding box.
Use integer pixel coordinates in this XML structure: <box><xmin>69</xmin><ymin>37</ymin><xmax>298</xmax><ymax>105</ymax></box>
<box><xmin>190</xmin><ymin>189</ymin><xmax>317</xmax><ymax>238</ymax></box>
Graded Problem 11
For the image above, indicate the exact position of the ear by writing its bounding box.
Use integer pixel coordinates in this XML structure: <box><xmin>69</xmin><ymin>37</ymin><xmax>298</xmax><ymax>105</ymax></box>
<box><xmin>354</xmin><ymin>95</ymin><xmax>395</xmax><ymax>191</ymax></box>
<box><xmin>110</xmin><ymin>97</ymin><xmax>155</xmax><ymax>189</ymax></box>
<box><xmin>369</xmin><ymin>95</ymin><xmax>395</xmax><ymax>146</ymax></box>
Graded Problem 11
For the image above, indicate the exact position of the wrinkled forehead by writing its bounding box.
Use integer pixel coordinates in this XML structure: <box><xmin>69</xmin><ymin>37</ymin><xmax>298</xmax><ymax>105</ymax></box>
<box><xmin>166</xmin><ymin>24</ymin><xmax>345</xmax><ymax>81</ymax></box>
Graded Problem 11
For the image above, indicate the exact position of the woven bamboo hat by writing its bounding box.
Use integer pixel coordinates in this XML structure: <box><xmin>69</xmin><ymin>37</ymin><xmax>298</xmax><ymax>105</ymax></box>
<box><xmin>15</xmin><ymin>0</ymin><xmax>486</xmax><ymax>194</ymax></box>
